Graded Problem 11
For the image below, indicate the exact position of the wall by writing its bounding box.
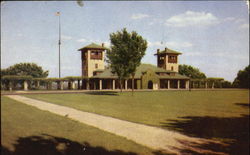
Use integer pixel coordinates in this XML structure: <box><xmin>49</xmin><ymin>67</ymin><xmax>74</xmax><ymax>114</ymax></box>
<box><xmin>87</xmin><ymin>50</ymin><xmax>105</xmax><ymax>77</ymax></box>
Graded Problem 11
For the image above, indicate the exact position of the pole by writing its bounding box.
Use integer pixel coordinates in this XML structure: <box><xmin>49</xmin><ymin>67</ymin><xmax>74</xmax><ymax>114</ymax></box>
<box><xmin>58</xmin><ymin>12</ymin><xmax>61</xmax><ymax>78</ymax></box>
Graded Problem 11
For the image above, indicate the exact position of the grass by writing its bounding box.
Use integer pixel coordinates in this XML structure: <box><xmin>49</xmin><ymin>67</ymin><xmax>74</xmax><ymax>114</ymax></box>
<box><xmin>23</xmin><ymin>90</ymin><xmax>249</xmax><ymax>128</ymax></box>
<box><xmin>1</xmin><ymin>96</ymin><xmax>154</xmax><ymax>155</ymax></box>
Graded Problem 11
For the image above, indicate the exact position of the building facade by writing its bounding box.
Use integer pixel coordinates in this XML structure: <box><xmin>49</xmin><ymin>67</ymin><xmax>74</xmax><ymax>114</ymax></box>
<box><xmin>78</xmin><ymin>43</ymin><xmax>190</xmax><ymax>90</ymax></box>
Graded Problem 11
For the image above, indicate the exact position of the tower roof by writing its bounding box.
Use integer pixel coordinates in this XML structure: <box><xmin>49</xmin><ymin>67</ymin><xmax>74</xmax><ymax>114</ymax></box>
<box><xmin>78</xmin><ymin>43</ymin><xmax>108</xmax><ymax>51</ymax></box>
<box><xmin>154</xmin><ymin>47</ymin><xmax>182</xmax><ymax>55</ymax></box>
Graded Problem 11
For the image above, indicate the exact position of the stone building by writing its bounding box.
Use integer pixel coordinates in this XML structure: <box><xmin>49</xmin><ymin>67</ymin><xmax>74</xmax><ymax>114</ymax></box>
<box><xmin>78</xmin><ymin>43</ymin><xmax>190</xmax><ymax>90</ymax></box>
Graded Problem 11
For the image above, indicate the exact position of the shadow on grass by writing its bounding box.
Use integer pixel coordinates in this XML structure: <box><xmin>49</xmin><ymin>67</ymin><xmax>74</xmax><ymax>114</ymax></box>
<box><xmin>83</xmin><ymin>91</ymin><xmax>119</xmax><ymax>96</ymax></box>
<box><xmin>1</xmin><ymin>134</ymin><xmax>137</xmax><ymax>155</ymax></box>
<box><xmin>235</xmin><ymin>103</ymin><xmax>250</xmax><ymax>108</ymax></box>
<box><xmin>161</xmin><ymin>103</ymin><xmax>250</xmax><ymax>155</ymax></box>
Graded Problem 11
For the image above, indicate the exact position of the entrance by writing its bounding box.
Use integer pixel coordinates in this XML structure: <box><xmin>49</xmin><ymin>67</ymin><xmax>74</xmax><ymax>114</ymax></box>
<box><xmin>148</xmin><ymin>81</ymin><xmax>153</xmax><ymax>89</ymax></box>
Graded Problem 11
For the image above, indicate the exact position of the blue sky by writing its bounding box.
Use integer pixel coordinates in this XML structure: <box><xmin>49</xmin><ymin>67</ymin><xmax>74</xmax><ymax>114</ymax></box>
<box><xmin>1</xmin><ymin>1</ymin><xmax>249</xmax><ymax>81</ymax></box>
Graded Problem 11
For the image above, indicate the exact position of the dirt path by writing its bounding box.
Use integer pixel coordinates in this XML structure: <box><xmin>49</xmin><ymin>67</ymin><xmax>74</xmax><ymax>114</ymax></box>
<box><xmin>6</xmin><ymin>95</ymin><xmax>226</xmax><ymax>154</ymax></box>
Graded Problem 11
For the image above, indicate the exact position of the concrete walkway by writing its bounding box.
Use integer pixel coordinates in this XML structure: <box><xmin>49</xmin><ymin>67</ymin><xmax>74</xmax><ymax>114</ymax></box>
<box><xmin>6</xmin><ymin>95</ymin><xmax>226</xmax><ymax>155</ymax></box>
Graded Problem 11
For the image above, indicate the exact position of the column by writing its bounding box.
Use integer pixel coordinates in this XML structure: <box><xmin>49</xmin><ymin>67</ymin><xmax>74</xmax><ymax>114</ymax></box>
<box><xmin>212</xmin><ymin>82</ymin><xmax>214</xmax><ymax>89</ymax></box>
<box><xmin>86</xmin><ymin>80</ymin><xmax>90</xmax><ymax>90</ymax></box>
<box><xmin>205</xmin><ymin>82</ymin><xmax>208</xmax><ymax>89</ymax></box>
<box><xmin>24</xmin><ymin>80</ymin><xmax>28</xmax><ymax>91</ymax></box>
<box><xmin>99</xmin><ymin>79</ymin><xmax>102</xmax><ymax>90</ymax></box>
<box><xmin>185</xmin><ymin>80</ymin><xmax>189</xmax><ymax>89</ymax></box>
<box><xmin>125</xmin><ymin>80</ymin><xmax>128</xmax><ymax>90</ymax></box>
<box><xmin>72</xmin><ymin>81</ymin><xmax>75</xmax><ymax>90</ymax></box>
<box><xmin>177</xmin><ymin>80</ymin><xmax>180</xmax><ymax>89</ymax></box>
<box><xmin>9</xmin><ymin>81</ymin><xmax>13</xmax><ymax>91</ymax></box>
<box><xmin>112</xmin><ymin>80</ymin><xmax>115</xmax><ymax>90</ymax></box>
<box><xmin>168</xmin><ymin>80</ymin><xmax>170</xmax><ymax>89</ymax></box>
<box><xmin>36</xmin><ymin>81</ymin><xmax>40</xmax><ymax>89</ymax></box>
<box><xmin>60</xmin><ymin>81</ymin><xmax>64</xmax><ymax>90</ymax></box>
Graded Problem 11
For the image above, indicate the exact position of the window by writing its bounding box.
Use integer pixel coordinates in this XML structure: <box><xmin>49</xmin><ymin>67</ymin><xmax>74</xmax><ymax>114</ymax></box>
<box><xmin>95</xmin><ymin>64</ymin><xmax>98</xmax><ymax>69</ymax></box>
<box><xmin>171</xmin><ymin>66</ymin><xmax>174</xmax><ymax>71</ymax></box>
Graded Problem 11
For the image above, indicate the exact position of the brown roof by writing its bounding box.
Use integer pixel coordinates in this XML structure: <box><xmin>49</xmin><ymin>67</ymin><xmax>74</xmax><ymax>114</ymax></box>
<box><xmin>78</xmin><ymin>43</ymin><xmax>108</xmax><ymax>51</ymax></box>
<box><xmin>154</xmin><ymin>47</ymin><xmax>182</xmax><ymax>55</ymax></box>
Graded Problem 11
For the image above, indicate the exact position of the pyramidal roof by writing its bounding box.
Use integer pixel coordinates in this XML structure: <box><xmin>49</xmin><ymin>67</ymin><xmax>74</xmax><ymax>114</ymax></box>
<box><xmin>78</xmin><ymin>43</ymin><xmax>108</xmax><ymax>51</ymax></box>
<box><xmin>154</xmin><ymin>47</ymin><xmax>182</xmax><ymax>55</ymax></box>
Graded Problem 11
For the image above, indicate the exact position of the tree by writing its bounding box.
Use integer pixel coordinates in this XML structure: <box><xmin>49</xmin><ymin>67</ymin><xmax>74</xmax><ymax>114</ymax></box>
<box><xmin>1</xmin><ymin>63</ymin><xmax>49</xmax><ymax>78</ymax></box>
<box><xmin>106</xmin><ymin>28</ymin><xmax>147</xmax><ymax>93</ymax></box>
<box><xmin>179</xmin><ymin>64</ymin><xmax>206</xmax><ymax>79</ymax></box>
<box><xmin>233</xmin><ymin>65</ymin><xmax>250</xmax><ymax>88</ymax></box>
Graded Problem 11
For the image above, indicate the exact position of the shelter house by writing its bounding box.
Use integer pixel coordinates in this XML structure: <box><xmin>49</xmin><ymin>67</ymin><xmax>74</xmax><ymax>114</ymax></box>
<box><xmin>78</xmin><ymin>43</ymin><xmax>190</xmax><ymax>90</ymax></box>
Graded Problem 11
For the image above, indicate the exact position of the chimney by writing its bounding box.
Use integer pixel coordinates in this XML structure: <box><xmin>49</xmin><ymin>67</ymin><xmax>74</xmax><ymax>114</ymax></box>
<box><xmin>165</xmin><ymin>47</ymin><xmax>167</xmax><ymax>52</ymax></box>
<box><xmin>102</xmin><ymin>43</ymin><xmax>104</xmax><ymax>47</ymax></box>
<box><xmin>157</xmin><ymin>49</ymin><xmax>160</xmax><ymax>54</ymax></box>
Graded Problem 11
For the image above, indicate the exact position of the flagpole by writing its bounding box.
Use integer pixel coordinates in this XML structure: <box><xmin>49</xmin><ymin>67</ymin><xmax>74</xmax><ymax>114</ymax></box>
<box><xmin>58</xmin><ymin>12</ymin><xmax>61</xmax><ymax>78</ymax></box>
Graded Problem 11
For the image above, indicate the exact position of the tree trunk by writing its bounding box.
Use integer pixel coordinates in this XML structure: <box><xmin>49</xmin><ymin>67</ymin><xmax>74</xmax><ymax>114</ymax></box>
<box><xmin>132</xmin><ymin>73</ymin><xmax>135</xmax><ymax>96</ymax></box>
<box><xmin>119</xmin><ymin>79</ymin><xmax>123</xmax><ymax>92</ymax></box>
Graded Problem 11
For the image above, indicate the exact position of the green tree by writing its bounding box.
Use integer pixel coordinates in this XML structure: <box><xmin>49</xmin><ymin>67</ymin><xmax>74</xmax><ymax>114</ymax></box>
<box><xmin>1</xmin><ymin>63</ymin><xmax>49</xmax><ymax>78</ymax></box>
<box><xmin>107</xmin><ymin>28</ymin><xmax>147</xmax><ymax>93</ymax></box>
<box><xmin>179</xmin><ymin>64</ymin><xmax>206</xmax><ymax>79</ymax></box>
<box><xmin>233</xmin><ymin>65</ymin><xmax>250</xmax><ymax>88</ymax></box>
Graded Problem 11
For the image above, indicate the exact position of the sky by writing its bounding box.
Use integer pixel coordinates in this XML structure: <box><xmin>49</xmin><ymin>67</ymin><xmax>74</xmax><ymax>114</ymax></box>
<box><xmin>1</xmin><ymin>1</ymin><xmax>249</xmax><ymax>81</ymax></box>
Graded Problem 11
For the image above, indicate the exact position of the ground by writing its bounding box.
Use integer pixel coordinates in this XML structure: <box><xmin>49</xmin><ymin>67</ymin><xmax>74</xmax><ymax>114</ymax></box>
<box><xmin>1</xmin><ymin>89</ymin><xmax>249</xmax><ymax>155</ymax></box>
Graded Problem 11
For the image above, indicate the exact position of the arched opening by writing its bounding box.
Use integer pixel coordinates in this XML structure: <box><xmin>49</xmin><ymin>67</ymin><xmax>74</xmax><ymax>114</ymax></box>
<box><xmin>148</xmin><ymin>80</ymin><xmax>153</xmax><ymax>89</ymax></box>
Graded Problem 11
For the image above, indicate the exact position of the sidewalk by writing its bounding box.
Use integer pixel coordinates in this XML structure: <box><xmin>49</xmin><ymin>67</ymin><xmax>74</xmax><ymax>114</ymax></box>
<box><xmin>6</xmin><ymin>95</ymin><xmax>225</xmax><ymax>154</ymax></box>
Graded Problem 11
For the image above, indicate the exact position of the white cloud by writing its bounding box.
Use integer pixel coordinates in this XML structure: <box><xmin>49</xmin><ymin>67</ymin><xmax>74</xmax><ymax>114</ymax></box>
<box><xmin>131</xmin><ymin>13</ymin><xmax>150</xmax><ymax>20</ymax></box>
<box><xmin>148</xmin><ymin>41</ymin><xmax>193</xmax><ymax>49</ymax></box>
<box><xmin>165</xmin><ymin>11</ymin><xmax>219</xmax><ymax>27</ymax></box>
<box><xmin>61</xmin><ymin>35</ymin><xmax>72</xmax><ymax>40</ymax></box>
<box><xmin>239</xmin><ymin>23</ymin><xmax>249</xmax><ymax>29</ymax></box>
<box><xmin>76</xmin><ymin>38</ymin><xmax>87</xmax><ymax>42</ymax></box>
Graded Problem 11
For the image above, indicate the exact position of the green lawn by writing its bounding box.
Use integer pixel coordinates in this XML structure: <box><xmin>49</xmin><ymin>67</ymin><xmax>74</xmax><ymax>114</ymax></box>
<box><xmin>23</xmin><ymin>90</ymin><xmax>249</xmax><ymax>128</ymax></box>
<box><xmin>1</xmin><ymin>96</ymin><xmax>154</xmax><ymax>155</ymax></box>
<box><xmin>22</xmin><ymin>89</ymin><xmax>249</xmax><ymax>154</ymax></box>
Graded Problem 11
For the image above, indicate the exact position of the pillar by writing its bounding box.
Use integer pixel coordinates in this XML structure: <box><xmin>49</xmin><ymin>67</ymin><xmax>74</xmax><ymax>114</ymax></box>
<box><xmin>9</xmin><ymin>81</ymin><xmax>13</xmax><ymax>91</ymax></box>
<box><xmin>72</xmin><ymin>81</ymin><xmax>75</xmax><ymax>90</ymax></box>
<box><xmin>185</xmin><ymin>80</ymin><xmax>189</xmax><ymax>89</ymax></box>
<box><xmin>112</xmin><ymin>80</ymin><xmax>115</xmax><ymax>90</ymax></box>
<box><xmin>60</xmin><ymin>81</ymin><xmax>64</xmax><ymax>90</ymax></box>
<box><xmin>36</xmin><ymin>81</ymin><xmax>40</xmax><ymax>89</ymax></box>
<box><xmin>212</xmin><ymin>82</ymin><xmax>214</xmax><ymax>89</ymax></box>
<box><xmin>205</xmin><ymin>82</ymin><xmax>208</xmax><ymax>89</ymax></box>
<box><xmin>86</xmin><ymin>80</ymin><xmax>90</xmax><ymax>90</ymax></box>
<box><xmin>177</xmin><ymin>80</ymin><xmax>180</xmax><ymax>89</ymax></box>
<box><xmin>125</xmin><ymin>80</ymin><xmax>128</xmax><ymax>90</ymax></box>
<box><xmin>168</xmin><ymin>80</ymin><xmax>170</xmax><ymax>89</ymax></box>
<box><xmin>24</xmin><ymin>80</ymin><xmax>28</xmax><ymax>91</ymax></box>
<box><xmin>99</xmin><ymin>79</ymin><xmax>102</xmax><ymax>90</ymax></box>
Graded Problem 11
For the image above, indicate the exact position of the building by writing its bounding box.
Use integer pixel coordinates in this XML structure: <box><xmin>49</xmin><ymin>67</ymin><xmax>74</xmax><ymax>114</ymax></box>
<box><xmin>78</xmin><ymin>43</ymin><xmax>190</xmax><ymax>90</ymax></box>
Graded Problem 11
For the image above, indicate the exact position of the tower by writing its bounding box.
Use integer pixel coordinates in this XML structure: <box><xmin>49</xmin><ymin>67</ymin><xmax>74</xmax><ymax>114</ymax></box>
<box><xmin>78</xmin><ymin>43</ymin><xmax>106</xmax><ymax>77</ymax></box>
<box><xmin>154</xmin><ymin>47</ymin><xmax>182</xmax><ymax>72</ymax></box>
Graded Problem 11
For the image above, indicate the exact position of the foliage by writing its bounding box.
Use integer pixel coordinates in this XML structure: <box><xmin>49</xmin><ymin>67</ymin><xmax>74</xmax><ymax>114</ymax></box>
<box><xmin>179</xmin><ymin>64</ymin><xmax>206</xmax><ymax>79</ymax></box>
<box><xmin>1</xmin><ymin>63</ymin><xmax>48</xmax><ymax>78</ymax></box>
<box><xmin>221</xmin><ymin>81</ymin><xmax>232</xmax><ymax>88</ymax></box>
<box><xmin>107</xmin><ymin>28</ymin><xmax>147</xmax><ymax>92</ymax></box>
<box><xmin>233</xmin><ymin>65</ymin><xmax>250</xmax><ymax>88</ymax></box>
<box><xmin>64</xmin><ymin>76</ymin><xmax>87</xmax><ymax>81</ymax></box>
<box><xmin>2</xmin><ymin>75</ymin><xmax>33</xmax><ymax>81</ymax></box>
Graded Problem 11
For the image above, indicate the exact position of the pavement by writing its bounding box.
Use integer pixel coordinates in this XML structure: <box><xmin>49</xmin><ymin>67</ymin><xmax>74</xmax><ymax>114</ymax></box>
<box><xmin>6</xmin><ymin>95</ymin><xmax>227</xmax><ymax>155</ymax></box>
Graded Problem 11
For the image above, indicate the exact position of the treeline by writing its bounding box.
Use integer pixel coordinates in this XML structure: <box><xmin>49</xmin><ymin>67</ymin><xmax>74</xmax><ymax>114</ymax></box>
<box><xmin>179</xmin><ymin>64</ymin><xmax>249</xmax><ymax>88</ymax></box>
